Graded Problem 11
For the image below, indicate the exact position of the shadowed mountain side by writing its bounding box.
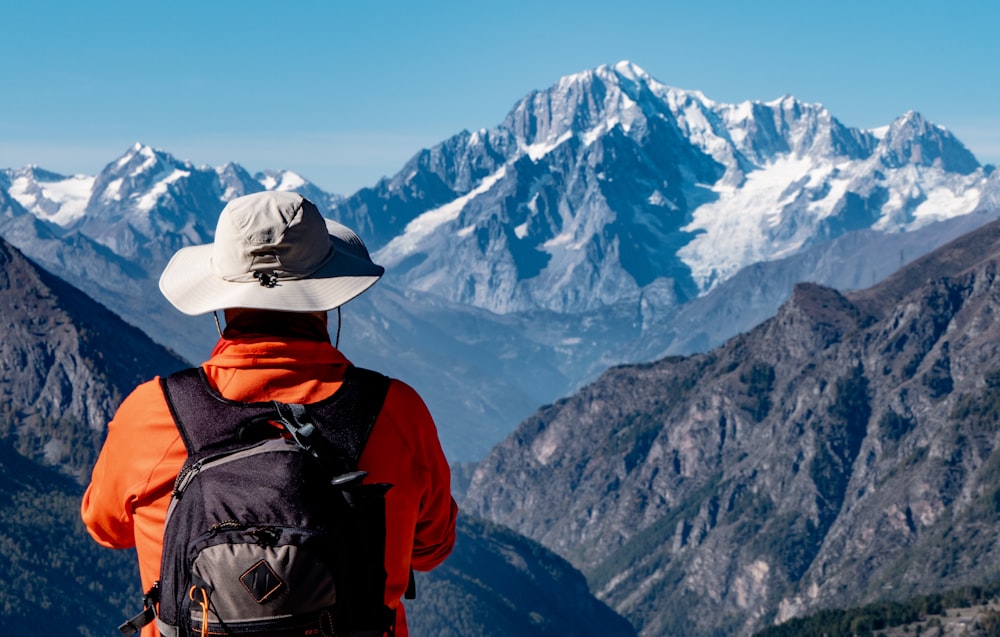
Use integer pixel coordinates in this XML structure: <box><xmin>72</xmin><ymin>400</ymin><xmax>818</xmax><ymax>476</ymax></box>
<box><xmin>0</xmin><ymin>442</ymin><xmax>141</xmax><ymax>635</ymax></box>
<box><xmin>463</xmin><ymin>218</ymin><xmax>1000</xmax><ymax>636</ymax></box>
<box><xmin>406</xmin><ymin>515</ymin><xmax>636</xmax><ymax>637</ymax></box>
<box><xmin>0</xmin><ymin>236</ymin><xmax>189</xmax><ymax>479</ymax></box>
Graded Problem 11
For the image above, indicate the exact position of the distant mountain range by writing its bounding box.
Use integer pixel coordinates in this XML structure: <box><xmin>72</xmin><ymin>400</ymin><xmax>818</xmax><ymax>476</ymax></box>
<box><xmin>463</xmin><ymin>219</ymin><xmax>1000</xmax><ymax>635</ymax></box>
<box><xmin>2</xmin><ymin>61</ymin><xmax>998</xmax><ymax>464</ymax></box>
<box><xmin>347</xmin><ymin>62</ymin><xmax>996</xmax><ymax>313</ymax></box>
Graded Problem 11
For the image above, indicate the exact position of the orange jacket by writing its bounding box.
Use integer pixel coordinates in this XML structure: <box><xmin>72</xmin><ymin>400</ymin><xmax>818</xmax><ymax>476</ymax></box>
<box><xmin>81</xmin><ymin>320</ymin><xmax>458</xmax><ymax>637</ymax></box>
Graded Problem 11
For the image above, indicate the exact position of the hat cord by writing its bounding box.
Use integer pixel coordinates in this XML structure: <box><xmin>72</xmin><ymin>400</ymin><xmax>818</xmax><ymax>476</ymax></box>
<box><xmin>209</xmin><ymin>308</ymin><xmax>340</xmax><ymax>345</ymax></box>
<box><xmin>334</xmin><ymin>306</ymin><xmax>342</xmax><ymax>349</ymax></box>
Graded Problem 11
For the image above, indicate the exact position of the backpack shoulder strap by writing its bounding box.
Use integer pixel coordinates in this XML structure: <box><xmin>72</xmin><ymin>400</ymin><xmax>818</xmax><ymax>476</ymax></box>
<box><xmin>160</xmin><ymin>367</ymin><xmax>277</xmax><ymax>457</ymax></box>
<box><xmin>307</xmin><ymin>366</ymin><xmax>391</xmax><ymax>464</ymax></box>
<box><xmin>160</xmin><ymin>365</ymin><xmax>391</xmax><ymax>462</ymax></box>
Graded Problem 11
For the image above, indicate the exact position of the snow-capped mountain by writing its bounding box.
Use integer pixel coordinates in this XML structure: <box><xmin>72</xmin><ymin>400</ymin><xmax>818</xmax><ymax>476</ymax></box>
<box><xmin>3</xmin><ymin>142</ymin><xmax>341</xmax><ymax>264</ymax></box>
<box><xmin>339</xmin><ymin>61</ymin><xmax>995</xmax><ymax>314</ymax></box>
<box><xmin>0</xmin><ymin>143</ymin><xmax>344</xmax><ymax>373</ymax></box>
<box><xmin>3</xmin><ymin>165</ymin><xmax>94</xmax><ymax>227</ymax></box>
<box><xmin>2</xmin><ymin>62</ymin><xmax>998</xmax><ymax>461</ymax></box>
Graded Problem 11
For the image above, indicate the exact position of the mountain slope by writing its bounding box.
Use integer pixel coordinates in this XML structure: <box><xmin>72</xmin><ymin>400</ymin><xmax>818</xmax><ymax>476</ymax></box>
<box><xmin>0</xmin><ymin>235</ymin><xmax>188</xmax><ymax>479</ymax></box>
<box><xmin>0</xmin><ymin>238</ymin><xmax>187</xmax><ymax>633</ymax></box>
<box><xmin>0</xmin><ymin>442</ymin><xmax>141</xmax><ymax>636</ymax></box>
<box><xmin>463</xmin><ymin>219</ymin><xmax>1000</xmax><ymax>635</ymax></box>
<box><xmin>407</xmin><ymin>515</ymin><xmax>635</xmax><ymax>637</ymax></box>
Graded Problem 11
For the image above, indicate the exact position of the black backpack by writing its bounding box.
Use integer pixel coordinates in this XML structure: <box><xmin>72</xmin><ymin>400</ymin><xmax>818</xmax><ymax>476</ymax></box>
<box><xmin>120</xmin><ymin>365</ymin><xmax>397</xmax><ymax>637</ymax></box>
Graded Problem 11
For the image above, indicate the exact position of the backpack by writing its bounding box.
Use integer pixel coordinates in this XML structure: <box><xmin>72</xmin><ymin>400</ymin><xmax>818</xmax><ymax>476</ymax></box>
<box><xmin>119</xmin><ymin>365</ymin><xmax>397</xmax><ymax>637</ymax></box>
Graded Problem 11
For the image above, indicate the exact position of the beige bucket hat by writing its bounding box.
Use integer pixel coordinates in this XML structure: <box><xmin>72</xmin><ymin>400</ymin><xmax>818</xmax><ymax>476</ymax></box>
<box><xmin>159</xmin><ymin>191</ymin><xmax>383</xmax><ymax>315</ymax></box>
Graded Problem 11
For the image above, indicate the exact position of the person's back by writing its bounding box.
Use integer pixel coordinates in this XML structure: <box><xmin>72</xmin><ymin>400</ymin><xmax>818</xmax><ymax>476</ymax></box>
<box><xmin>81</xmin><ymin>192</ymin><xmax>458</xmax><ymax>637</ymax></box>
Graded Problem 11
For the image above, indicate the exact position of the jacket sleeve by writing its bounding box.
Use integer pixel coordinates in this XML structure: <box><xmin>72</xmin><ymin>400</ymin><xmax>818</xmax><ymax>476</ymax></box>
<box><xmin>389</xmin><ymin>381</ymin><xmax>458</xmax><ymax>572</ymax></box>
<box><xmin>80</xmin><ymin>379</ymin><xmax>180</xmax><ymax>549</ymax></box>
<box><xmin>411</xmin><ymin>434</ymin><xmax>458</xmax><ymax>572</ymax></box>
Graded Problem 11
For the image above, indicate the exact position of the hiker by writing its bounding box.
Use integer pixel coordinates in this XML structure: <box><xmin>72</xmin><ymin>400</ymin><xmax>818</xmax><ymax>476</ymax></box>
<box><xmin>81</xmin><ymin>191</ymin><xmax>458</xmax><ymax>637</ymax></box>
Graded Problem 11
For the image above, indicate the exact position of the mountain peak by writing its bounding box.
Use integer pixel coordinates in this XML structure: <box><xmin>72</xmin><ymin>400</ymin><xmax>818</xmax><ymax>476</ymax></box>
<box><xmin>878</xmin><ymin>110</ymin><xmax>980</xmax><ymax>174</ymax></box>
<box><xmin>761</xmin><ymin>93</ymin><xmax>833</xmax><ymax>122</ymax></box>
<box><xmin>108</xmin><ymin>142</ymin><xmax>183</xmax><ymax>175</ymax></box>
<box><xmin>607</xmin><ymin>59</ymin><xmax>652</xmax><ymax>83</ymax></box>
<box><xmin>256</xmin><ymin>169</ymin><xmax>308</xmax><ymax>192</ymax></box>
<box><xmin>8</xmin><ymin>164</ymin><xmax>69</xmax><ymax>183</ymax></box>
<box><xmin>887</xmin><ymin>109</ymin><xmax>933</xmax><ymax>136</ymax></box>
<box><xmin>3</xmin><ymin>166</ymin><xmax>93</xmax><ymax>226</ymax></box>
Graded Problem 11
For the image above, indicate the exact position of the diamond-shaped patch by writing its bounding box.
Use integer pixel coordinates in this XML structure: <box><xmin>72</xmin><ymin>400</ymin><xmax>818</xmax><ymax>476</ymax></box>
<box><xmin>240</xmin><ymin>559</ymin><xmax>285</xmax><ymax>603</ymax></box>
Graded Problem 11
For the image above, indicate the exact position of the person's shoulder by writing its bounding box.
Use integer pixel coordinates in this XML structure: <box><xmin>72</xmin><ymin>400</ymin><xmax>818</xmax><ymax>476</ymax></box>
<box><xmin>375</xmin><ymin>376</ymin><xmax>433</xmax><ymax>424</ymax></box>
<box><xmin>385</xmin><ymin>376</ymin><xmax>422</xmax><ymax>400</ymax></box>
<box><xmin>382</xmin><ymin>376</ymin><xmax>431</xmax><ymax>412</ymax></box>
<box><xmin>369</xmin><ymin>377</ymin><xmax>444</xmax><ymax>471</ymax></box>
<box><xmin>114</xmin><ymin>371</ymin><xmax>182</xmax><ymax>415</ymax></box>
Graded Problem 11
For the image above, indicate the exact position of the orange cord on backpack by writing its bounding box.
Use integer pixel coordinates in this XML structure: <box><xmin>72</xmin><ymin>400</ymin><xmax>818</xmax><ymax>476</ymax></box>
<box><xmin>189</xmin><ymin>586</ymin><xmax>211</xmax><ymax>637</ymax></box>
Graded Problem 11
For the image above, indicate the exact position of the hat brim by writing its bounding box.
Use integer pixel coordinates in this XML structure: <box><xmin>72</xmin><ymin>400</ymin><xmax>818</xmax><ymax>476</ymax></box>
<box><xmin>159</xmin><ymin>230</ymin><xmax>384</xmax><ymax>316</ymax></box>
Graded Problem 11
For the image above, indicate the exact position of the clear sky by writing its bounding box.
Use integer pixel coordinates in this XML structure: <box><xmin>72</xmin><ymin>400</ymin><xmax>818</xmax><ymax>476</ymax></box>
<box><xmin>1</xmin><ymin>0</ymin><xmax>997</xmax><ymax>194</ymax></box>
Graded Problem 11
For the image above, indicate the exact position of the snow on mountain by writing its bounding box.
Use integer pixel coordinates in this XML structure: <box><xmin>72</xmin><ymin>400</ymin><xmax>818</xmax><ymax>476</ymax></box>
<box><xmin>378</xmin><ymin>166</ymin><xmax>508</xmax><ymax>265</ymax></box>
<box><xmin>3</xmin><ymin>142</ymin><xmax>342</xmax><ymax>265</ymax></box>
<box><xmin>256</xmin><ymin>169</ymin><xmax>307</xmax><ymax>192</ymax></box>
<box><xmin>254</xmin><ymin>169</ymin><xmax>342</xmax><ymax>209</ymax></box>
<box><xmin>4</xmin><ymin>166</ymin><xmax>94</xmax><ymax>226</ymax></box>
<box><xmin>216</xmin><ymin>162</ymin><xmax>265</xmax><ymax>200</ymax></box>
<box><xmin>677</xmin><ymin>142</ymin><xmax>988</xmax><ymax>290</ymax></box>
<box><xmin>350</xmin><ymin>61</ymin><xmax>997</xmax><ymax>315</ymax></box>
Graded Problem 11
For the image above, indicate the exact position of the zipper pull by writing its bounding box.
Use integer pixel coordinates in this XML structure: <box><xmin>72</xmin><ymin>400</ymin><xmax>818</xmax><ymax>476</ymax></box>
<box><xmin>171</xmin><ymin>458</ymin><xmax>205</xmax><ymax>499</ymax></box>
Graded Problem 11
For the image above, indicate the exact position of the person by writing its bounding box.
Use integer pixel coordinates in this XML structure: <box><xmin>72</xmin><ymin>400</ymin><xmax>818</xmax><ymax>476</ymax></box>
<box><xmin>81</xmin><ymin>190</ymin><xmax>458</xmax><ymax>637</ymax></box>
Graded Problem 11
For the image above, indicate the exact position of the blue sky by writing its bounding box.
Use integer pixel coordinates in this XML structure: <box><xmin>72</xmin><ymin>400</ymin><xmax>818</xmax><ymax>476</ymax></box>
<box><xmin>2</xmin><ymin>0</ymin><xmax>997</xmax><ymax>194</ymax></box>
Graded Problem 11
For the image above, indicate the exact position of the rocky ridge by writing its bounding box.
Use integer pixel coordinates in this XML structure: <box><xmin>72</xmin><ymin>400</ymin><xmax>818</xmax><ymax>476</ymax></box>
<box><xmin>0</xmin><ymin>235</ymin><xmax>187</xmax><ymax>480</ymax></box>
<box><xmin>463</xmin><ymin>219</ymin><xmax>1000</xmax><ymax>635</ymax></box>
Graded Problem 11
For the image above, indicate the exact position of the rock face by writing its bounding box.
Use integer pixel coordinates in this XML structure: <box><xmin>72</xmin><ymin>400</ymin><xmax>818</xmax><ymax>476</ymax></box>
<box><xmin>463</xmin><ymin>220</ymin><xmax>1000</xmax><ymax>636</ymax></box>
<box><xmin>0</xmin><ymin>235</ymin><xmax>187</xmax><ymax>480</ymax></box>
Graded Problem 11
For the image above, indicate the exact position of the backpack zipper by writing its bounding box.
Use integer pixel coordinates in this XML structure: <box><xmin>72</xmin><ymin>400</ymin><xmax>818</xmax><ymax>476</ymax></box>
<box><xmin>166</xmin><ymin>439</ymin><xmax>301</xmax><ymax>521</ymax></box>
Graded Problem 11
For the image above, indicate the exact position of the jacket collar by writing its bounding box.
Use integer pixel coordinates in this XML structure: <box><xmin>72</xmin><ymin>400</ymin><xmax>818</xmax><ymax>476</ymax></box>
<box><xmin>207</xmin><ymin>312</ymin><xmax>349</xmax><ymax>369</ymax></box>
<box><xmin>221</xmin><ymin>309</ymin><xmax>330</xmax><ymax>342</ymax></box>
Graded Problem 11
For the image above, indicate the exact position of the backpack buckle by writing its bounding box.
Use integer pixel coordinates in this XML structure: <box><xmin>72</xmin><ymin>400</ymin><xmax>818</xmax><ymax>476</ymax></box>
<box><xmin>274</xmin><ymin>403</ymin><xmax>320</xmax><ymax>455</ymax></box>
<box><xmin>118</xmin><ymin>583</ymin><xmax>159</xmax><ymax>636</ymax></box>
<box><xmin>274</xmin><ymin>402</ymin><xmax>367</xmax><ymax>486</ymax></box>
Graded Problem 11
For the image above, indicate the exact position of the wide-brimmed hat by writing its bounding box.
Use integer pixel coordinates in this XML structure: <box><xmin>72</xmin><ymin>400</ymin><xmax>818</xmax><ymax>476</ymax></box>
<box><xmin>159</xmin><ymin>191</ymin><xmax>383</xmax><ymax>315</ymax></box>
